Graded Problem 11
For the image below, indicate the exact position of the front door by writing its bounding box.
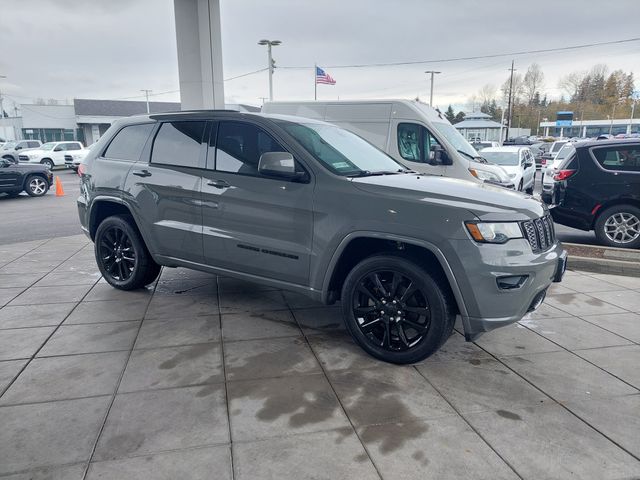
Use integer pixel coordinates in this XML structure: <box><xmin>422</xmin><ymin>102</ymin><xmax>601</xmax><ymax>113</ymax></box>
<box><xmin>0</xmin><ymin>161</ymin><xmax>21</xmax><ymax>191</ymax></box>
<box><xmin>200</xmin><ymin>120</ymin><xmax>314</xmax><ymax>286</ymax></box>
<box><xmin>392</xmin><ymin>122</ymin><xmax>446</xmax><ymax>176</ymax></box>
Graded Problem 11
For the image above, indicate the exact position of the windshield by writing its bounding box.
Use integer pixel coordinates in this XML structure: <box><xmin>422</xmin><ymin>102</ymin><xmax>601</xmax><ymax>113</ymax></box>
<box><xmin>431</xmin><ymin>122</ymin><xmax>479</xmax><ymax>158</ymax></box>
<box><xmin>278</xmin><ymin>122</ymin><xmax>405</xmax><ymax>176</ymax></box>
<box><xmin>480</xmin><ymin>151</ymin><xmax>520</xmax><ymax>166</ymax></box>
<box><xmin>40</xmin><ymin>143</ymin><xmax>56</xmax><ymax>151</ymax></box>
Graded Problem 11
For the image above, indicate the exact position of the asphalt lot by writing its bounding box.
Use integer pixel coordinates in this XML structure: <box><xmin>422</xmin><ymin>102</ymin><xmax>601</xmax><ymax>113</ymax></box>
<box><xmin>0</xmin><ymin>167</ymin><xmax>599</xmax><ymax>246</ymax></box>
<box><xmin>0</xmin><ymin>235</ymin><xmax>639</xmax><ymax>478</ymax></box>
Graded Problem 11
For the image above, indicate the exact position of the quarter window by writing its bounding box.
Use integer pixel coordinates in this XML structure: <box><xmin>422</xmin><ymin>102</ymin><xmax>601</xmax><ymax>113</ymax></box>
<box><xmin>104</xmin><ymin>123</ymin><xmax>154</xmax><ymax>161</ymax></box>
<box><xmin>151</xmin><ymin>121</ymin><xmax>206</xmax><ymax>168</ymax></box>
<box><xmin>215</xmin><ymin>121</ymin><xmax>286</xmax><ymax>175</ymax></box>
<box><xmin>397</xmin><ymin>123</ymin><xmax>442</xmax><ymax>163</ymax></box>
<box><xmin>592</xmin><ymin>146</ymin><xmax>640</xmax><ymax>173</ymax></box>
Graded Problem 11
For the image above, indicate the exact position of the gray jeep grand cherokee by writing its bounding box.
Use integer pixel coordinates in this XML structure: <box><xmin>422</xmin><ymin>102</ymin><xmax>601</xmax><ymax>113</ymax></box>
<box><xmin>77</xmin><ymin>111</ymin><xmax>567</xmax><ymax>364</ymax></box>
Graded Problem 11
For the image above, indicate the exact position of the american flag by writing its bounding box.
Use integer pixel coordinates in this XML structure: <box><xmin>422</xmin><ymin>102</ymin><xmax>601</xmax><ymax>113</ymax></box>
<box><xmin>316</xmin><ymin>66</ymin><xmax>336</xmax><ymax>85</ymax></box>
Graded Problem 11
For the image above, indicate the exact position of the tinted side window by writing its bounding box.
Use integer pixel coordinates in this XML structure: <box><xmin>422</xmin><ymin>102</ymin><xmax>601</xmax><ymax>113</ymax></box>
<box><xmin>28</xmin><ymin>141</ymin><xmax>40</xmax><ymax>148</ymax></box>
<box><xmin>151</xmin><ymin>121</ymin><xmax>205</xmax><ymax>168</ymax></box>
<box><xmin>104</xmin><ymin>123</ymin><xmax>154</xmax><ymax>161</ymax></box>
<box><xmin>66</xmin><ymin>143</ymin><xmax>81</xmax><ymax>151</ymax></box>
<box><xmin>215</xmin><ymin>121</ymin><xmax>285</xmax><ymax>175</ymax></box>
<box><xmin>592</xmin><ymin>146</ymin><xmax>640</xmax><ymax>173</ymax></box>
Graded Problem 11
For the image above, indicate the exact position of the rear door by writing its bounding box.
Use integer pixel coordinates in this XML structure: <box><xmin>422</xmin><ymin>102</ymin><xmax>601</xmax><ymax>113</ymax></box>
<box><xmin>0</xmin><ymin>161</ymin><xmax>21</xmax><ymax>191</ymax></box>
<box><xmin>590</xmin><ymin>144</ymin><xmax>640</xmax><ymax>204</ymax></box>
<box><xmin>200</xmin><ymin>119</ymin><xmax>314</xmax><ymax>285</ymax></box>
<box><xmin>126</xmin><ymin>120</ymin><xmax>207</xmax><ymax>264</ymax></box>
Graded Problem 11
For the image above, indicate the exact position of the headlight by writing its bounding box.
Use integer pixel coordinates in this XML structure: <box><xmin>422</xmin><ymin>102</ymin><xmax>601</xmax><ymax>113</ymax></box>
<box><xmin>465</xmin><ymin>221</ymin><xmax>523</xmax><ymax>244</ymax></box>
<box><xmin>469</xmin><ymin>168</ymin><xmax>500</xmax><ymax>182</ymax></box>
<box><xmin>28</xmin><ymin>153</ymin><xmax>38</xmax><ymax>159</ymax></box>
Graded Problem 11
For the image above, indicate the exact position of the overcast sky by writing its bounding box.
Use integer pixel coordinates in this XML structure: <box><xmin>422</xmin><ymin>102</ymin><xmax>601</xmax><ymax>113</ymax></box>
<box><xmin>1</xmin><ymin>0</ymin><xmax>639</xmax><ymax>111</ymax></box>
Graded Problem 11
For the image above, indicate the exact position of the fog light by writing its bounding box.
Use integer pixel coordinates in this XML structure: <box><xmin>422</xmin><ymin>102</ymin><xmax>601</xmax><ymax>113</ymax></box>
<box><xmin>497</xmin><ymin>275</ymin><xmax>528</xmax><ymax>290</ymax></box>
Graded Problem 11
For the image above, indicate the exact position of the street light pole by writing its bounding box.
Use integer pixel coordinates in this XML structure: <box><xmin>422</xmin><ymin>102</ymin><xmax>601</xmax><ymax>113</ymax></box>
<box><xmin>258</xmin><ymin>39</ymin><xmax>281</xmax><ymax>101</ymax></box>
<box><xmin>140</xmin><ymin>89</ymin><xmax>152</xmax><ymax>113</ymax></box>
<box><xmin>0</xmin><ymin>75</ymin><xmax>7</xmax><ymax>119</ymax></box>
<box><xmin>505</xmin><ymin>60</ymin><xmax>516</xmax><ymax>141</ymax></box>
<box><xmin>425</xmin><ymin>70</ymin><xmax>441</xmax><ymax>107</ymax></box>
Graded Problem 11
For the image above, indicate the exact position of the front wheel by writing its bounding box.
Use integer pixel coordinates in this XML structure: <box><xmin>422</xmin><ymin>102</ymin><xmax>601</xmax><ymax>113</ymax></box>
<box><xmin>594</xmin><ymin>205</ymin><xmax>640</xmax><ymax>249</ymax></box>
<box><xmin>26</xmin><ymin>176</ymin><xmax>49</xmax><ymax>197</ymax></box>
<box><xmin>341</xmin><ymin>255</ymin><xmax>455</xmax><ymax>364</ymax></box>
<box><xmin>95</xmin><ymin>215</ymin><xmax>161</xmax><ymax>290</ymax></box>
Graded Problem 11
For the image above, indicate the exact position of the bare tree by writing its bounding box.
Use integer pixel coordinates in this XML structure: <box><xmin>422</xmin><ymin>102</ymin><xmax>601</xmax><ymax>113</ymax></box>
<box><xmin>478</xmin><ymin>84</ymin><xmax>497</xmax><ymax>106</ymax></box>
<box><xmin>558</xmin><ymin>71</ymin><xmax>585</xmax><ymax>99</ymax></box>
<box><xmin>501</xmin><ymin>73</ymin><xmax>524</xmax><ymax>105</ymax></box>
<box><xmin>46</xmin><ymin>98</ymin><xmax>59</xmax><ymax>106</ymax></box>
<box><xmin>522</xmin><ymin>63</ymin><xmax>545</xmax><ymax>105</ymax></box>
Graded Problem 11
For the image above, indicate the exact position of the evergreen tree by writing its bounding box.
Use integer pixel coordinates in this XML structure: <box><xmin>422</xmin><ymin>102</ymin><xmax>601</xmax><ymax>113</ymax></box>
<box><xmin>453</xmin><ymin>111</ymin><xmax>466</xmax><ymax>124</ymax></box>
<box><xmin>445</xmin><ymin>105</ymin><xmax>456</xmax><ymax>123</ymax></box>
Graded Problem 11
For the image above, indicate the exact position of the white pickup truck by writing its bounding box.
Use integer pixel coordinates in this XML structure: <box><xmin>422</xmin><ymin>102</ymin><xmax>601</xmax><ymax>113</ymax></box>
<box><xmin>18</xmin><ymin>141</ymin><xmax>85</xmax><ymax>169</ymax></box>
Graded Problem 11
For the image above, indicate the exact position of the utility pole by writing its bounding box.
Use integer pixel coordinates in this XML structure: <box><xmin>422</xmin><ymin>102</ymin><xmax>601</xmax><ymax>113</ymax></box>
<box><xmin>425</xmin><ymin>71</ymin><xmax>441</xmax><ymax>107</ymax></box>
<box><xmin>140</xmin><ymin>89</ymin><xmax>152</xmax><ymax>113</ymax></box>
<box><xmin>505</xmin><ymin>60</ymin><xmax>516</xmax><ymax>140</ymax></box>
<box><xmin>258</xmin><ymin>39</ymin><xmax>281</xmax><ymax>101</ymax></box>
<box><xmin>0</xmin><ymin>75</ymin><xmax>6</xmax><ymax>119</ymax></box>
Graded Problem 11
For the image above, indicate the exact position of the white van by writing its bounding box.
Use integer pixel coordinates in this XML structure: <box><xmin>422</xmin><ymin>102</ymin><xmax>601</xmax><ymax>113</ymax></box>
<box><xmin>262</xmin><ymin>100</ymin><xmax>514</xmax><ymax>188</ymax></box>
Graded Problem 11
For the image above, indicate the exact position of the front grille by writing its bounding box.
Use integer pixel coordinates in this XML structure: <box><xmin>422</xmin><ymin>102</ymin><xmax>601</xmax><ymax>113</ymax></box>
<box><xmin>64</xmin><ymin>154</ymin><xmax>73</xmax><ymax>164</ymax></box>
<box><xmin>521</xmin><ymin>215</ymin><xmax>555</xmax><ymax>253</ymax></box>
<box><xmin>18</xmin><ymin>155</ymin><xmax>29</xmax><ymax>162</ymax></box>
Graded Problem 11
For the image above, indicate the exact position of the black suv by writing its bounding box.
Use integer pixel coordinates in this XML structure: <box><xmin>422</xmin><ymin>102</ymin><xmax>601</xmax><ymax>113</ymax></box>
<box><xmin>0</xmin><ymin>158</ymin><xmax>53</xmax><ymax>197</ymax></box>
<box><xmin>546</xmin><ymin>139</ymin><xmax>640</xmax><ymax>249</ymax></box>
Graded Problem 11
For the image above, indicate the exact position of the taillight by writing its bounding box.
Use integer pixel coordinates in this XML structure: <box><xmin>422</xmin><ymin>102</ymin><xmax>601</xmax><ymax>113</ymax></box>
<box><xmin>541</xmin><ymin>159</ymin><xmax>547</xmax><ymax>166</ymax></box>
<box><xmin>553</xmin><ymin>169</ymin><xmax>576</xmax><ymax>181</ymax></box>
<box><xmin>78</xmin><ymin>164</ymin><xmax>86</xmax><ymax>176</ymax></box>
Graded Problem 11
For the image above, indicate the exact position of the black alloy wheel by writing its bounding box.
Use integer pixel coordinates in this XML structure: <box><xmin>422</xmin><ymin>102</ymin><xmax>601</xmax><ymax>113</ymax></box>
<box><xmin>94</xmin><ymin>214</ymin><xmax>161</xmax><ymax>290</ymax></box>
<box><xmin>99</xmin><ymin>225</ymin><xmax>136</xmax><ymax>281</ymax></box>
<box><xmin>341</xmin><ymin>255</ymin><xmax>455</xmax><ymax>364</ymax></box>
<box><xmin>352</xmin><ymin>270</ymin><xmax>431</xmax><ymax>351</ymax></box>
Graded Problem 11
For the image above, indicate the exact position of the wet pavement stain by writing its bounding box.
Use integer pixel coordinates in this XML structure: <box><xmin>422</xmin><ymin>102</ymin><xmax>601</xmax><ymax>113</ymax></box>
<box><xmin>496</xmin><ymin>409</ymin><xmax>522</xmax><ymax>421</ymax></box>
<box><xmin>412</xmin><ymin>450</ymin><xmax>430</xmax><ymax>466</ymax></box>
<box><xmin>158</xmin><ymin>344</ymin><xmax>213</xmax><ymax>370</ymax></box>
<box><xmin>469</xmin><ymin>359</ymin><xmax>482</xmax><ymax>365</ymax></box>
<box><xmin>360</xmin><ymin>421</ymin><xmax>429</xmax><ymax>455</ymax></box>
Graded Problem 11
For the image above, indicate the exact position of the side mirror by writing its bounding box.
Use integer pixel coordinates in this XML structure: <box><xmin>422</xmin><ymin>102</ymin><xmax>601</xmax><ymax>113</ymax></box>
<box><xmin>429</xmin><ymin>144</ymin><xmax>453</xmax><ymax>166</ymax></box>
<box><xmin>258</xmin><ymin>152</ymin><xmax>307</xmax><ymax>181</ymax></box>
<box><xmin>15</xmin><ymin>146</ymin><xmax>22</xmax><ymax>150</ymax></box>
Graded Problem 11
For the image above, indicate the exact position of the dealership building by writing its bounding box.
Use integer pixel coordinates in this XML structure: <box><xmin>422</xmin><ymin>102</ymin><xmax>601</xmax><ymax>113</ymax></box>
<box><xmin>539</xmin><ymin>118</ymin><xmax>640</xmax><ymax>137</ymax></box>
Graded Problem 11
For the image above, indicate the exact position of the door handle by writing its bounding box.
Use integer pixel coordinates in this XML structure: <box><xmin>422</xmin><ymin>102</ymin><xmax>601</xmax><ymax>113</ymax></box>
<box><xmin>207</xmin><ymin>179</ymin><xmax>230</xmax><ymax>189</ymax></box>
<box><xmin>132</xmin><ymin>169</ymin><xmax>152</xmax><ymax>177</ymax></box>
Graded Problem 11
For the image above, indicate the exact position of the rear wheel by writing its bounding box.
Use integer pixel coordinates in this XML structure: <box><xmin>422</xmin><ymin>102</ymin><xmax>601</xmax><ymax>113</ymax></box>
<box><xmin>525</xmin><ymin>183</ymin><xmax>534</xmax><ymax>195</ymax></box>
<box><xmin>341</xmin><ymin>255</ymin><xmax>455</xmax><ymax>364</ymax></box>
<box><xmin>518</xmin><ymin>180</ymin><xmax>523</xmax><ymax>191</ymax></box>
<box><xmin>25</xmin><ymin>176</ymin><xmax>49</xmax><ymax>197</ymax></box>
<box><xmin>95</xmin><ymin>215</ymin><xmax>161</xmax><ymax>290</ymax></box>
<box><xmin>595</xmin><ymin>205</ymin><xmax>640</xmax><ymax>249</ymax></box>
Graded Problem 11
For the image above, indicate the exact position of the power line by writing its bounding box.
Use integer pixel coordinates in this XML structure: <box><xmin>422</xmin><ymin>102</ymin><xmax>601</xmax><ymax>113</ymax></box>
<box><xmin>277</xmin><ymin>36</ymin><xmax>640</xmax><ymax>69</ymax></box>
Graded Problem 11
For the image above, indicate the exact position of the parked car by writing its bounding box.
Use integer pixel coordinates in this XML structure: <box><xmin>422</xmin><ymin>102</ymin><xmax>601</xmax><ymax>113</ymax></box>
<box><xmin>545</xmin><ymin>139</ymin><xmax>640</xmax><ymax>249</ymax></box>
<box><xmin>540</xmin><ymin>140</ymin><xmax>568</xmax><ymax>180</ymax></box>
<box><xmin>78</xmin><ymin>111</ymin><xmax>566</xmax><ymax>364</ymax></box>
<box><xmin>0</xmin><ymin>140</ymin><xmax>42</xmax><ymax>163</ymax></box>
<box><xmin>528</xmin><ymin>142</ymin><xmax>549</xmax><ymax>170</ymax></box>
<box><xmin>19</xmin><ymin>141</ymin><xmax>85</xmax><ymax>169</ymax></box>
<box><xmin>480</xmin><ymin>146</ymin><xmax>536</xmax><ymax>193</ymax></box>
<box><xmin>471</xmin><ymin>141</ymin><xmax>500</xmax><ymax>151</ymax></box>
<box><xmin>0</xmin><ymin>158</ymin><xmax>53</xmax><ymax>197</ymax></box>
<box><xmin>541</xmin><ymin>143</ymin><xmax>575</xmax><ymax>204</ymax></box>
<box><xmin>65</xmin><ymin>149</ymin><xmax>90</xmax><ymax>172</ymax></box>
<box><xmin>263</xmin><ymin>100</ymin><xmax>515</xmax><ymax>189</ymax></box>
<box><xmin>503</xmin><ymin>136</ymin><xmax>532</xmax><ymax>145</ymax></box>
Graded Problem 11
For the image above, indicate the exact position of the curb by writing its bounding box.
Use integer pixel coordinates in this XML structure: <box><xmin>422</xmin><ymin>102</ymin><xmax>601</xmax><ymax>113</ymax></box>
<box><xmin>564</xmin><ymin>242</ymin><xmax>640</xmax><ymax>277</ymax></box>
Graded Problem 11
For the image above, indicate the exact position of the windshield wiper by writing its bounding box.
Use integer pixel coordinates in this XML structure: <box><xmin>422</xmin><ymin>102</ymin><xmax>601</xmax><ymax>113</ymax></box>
<box><xmin>457</xmin><ymin>149</ymin><xmax>477</xmax><ymax>160</ymax></box>
<box><xmin>347</xmin><ymin>169</ymin><xmax>408</xmax><ymax>177</ymax></box>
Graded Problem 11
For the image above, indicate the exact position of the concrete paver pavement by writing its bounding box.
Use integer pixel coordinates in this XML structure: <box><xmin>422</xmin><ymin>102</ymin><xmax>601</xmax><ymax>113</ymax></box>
<box><xmin>0</xmin><ymin>235</ymin><xmax>639</xmax><ymax>479</ymax></box>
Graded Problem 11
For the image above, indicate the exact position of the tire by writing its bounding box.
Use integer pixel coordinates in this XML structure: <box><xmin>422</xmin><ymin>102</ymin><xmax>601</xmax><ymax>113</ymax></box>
<box><xmin>341</xmin><ymin>255</ymin><xmax>455</xmax><ymax>364</ymax></box>
<box><xmin>518</xmin><ymin>180</ymin><xmax>523</xmax><ymax>191</ymax></box>
<box><xmin>525</xmin><ymin>183</ymin><xmax>534</xmax><ymax>195</ymax></box>
<box><xmin>41</xmin><ymin>159</ymin><xmax>54</xmax><ymax>170</ymax></box>
<box><xmin>25</xmin><ymin>175</ymin><xmax>49</xmax><ymax>197</ymax></box>
<box><xmin>95</xmin><ymin>214</ymin><xmax>161</xmax><ymax>290</ymax></box>
<box><xmin>594</xmin><ymin>205</ymin><xmax>640</xmax><ymax>249</ymax></box>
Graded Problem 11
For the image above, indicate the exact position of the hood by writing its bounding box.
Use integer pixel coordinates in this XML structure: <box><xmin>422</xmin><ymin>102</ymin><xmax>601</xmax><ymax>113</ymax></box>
<box><xmin>3</xmin><ymin>162</ymin><xmax>51</xmax><ymax>173</ymax></box>
<box><xmin>351</xmin><ymin>173</ymin><xmax>546</xmax><ymax>220</ymax></box>
<box><xmin>498</xmin><ymin>165</ymin><xmax>521</xmax><ymax>176</ymax></box>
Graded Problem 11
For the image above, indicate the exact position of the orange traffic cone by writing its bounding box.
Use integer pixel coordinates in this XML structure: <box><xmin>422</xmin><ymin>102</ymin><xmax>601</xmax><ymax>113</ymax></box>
<box><xmin>55</xmin><ymin>176</ymin><xmax>65</xmax><ymax>197</ymax></box>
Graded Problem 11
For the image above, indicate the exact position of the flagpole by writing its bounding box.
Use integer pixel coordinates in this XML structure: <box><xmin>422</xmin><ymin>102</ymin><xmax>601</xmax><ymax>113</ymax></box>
<box><xmin>314</xmin><ymin>63</ymin><xmax>317</xmax><ymax>101</ymax></box>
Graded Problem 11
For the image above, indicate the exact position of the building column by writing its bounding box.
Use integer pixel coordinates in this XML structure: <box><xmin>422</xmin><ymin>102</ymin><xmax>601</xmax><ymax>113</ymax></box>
<box><xmin>174</xmin><ymin>0</ymin><xmax>225</xmax><ymax>110</ymax></box>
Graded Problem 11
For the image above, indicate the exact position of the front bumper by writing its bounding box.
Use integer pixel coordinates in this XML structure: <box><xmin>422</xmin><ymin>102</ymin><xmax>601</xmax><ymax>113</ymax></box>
<box><xmin>443</xmin><ymin>239</ymin><xmax>567</xmax><ymax>341</ymax></box>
